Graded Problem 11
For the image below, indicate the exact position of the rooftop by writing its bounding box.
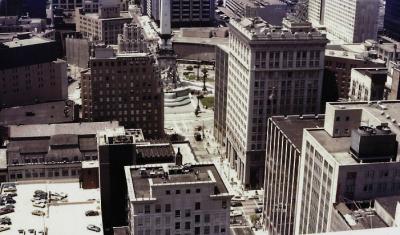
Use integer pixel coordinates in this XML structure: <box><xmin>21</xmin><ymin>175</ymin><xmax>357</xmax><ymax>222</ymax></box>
<box><xmin>229</xmin><ymin>17</ymin><xmax>327</xmax><ymax>42</ymax></box>
<box><xmin>375</xmin><ymin>195</ymin><xmax>400</xmax><ymax>218</ymax></box>
<box><xmin>271</xmin><ymin>115</ymin><xmax>325</xmax><ymax>148</ymax></box>
<box><xmin>126</xmin><ymin>163</ymin><xmax>230</xmax><ymax>200</ymax></box>
<box><xmin>9</xmin><ymin>121</ymin><xmax>119</xmax><ymax>138</ymax></box>
<box><xmin>334</xmin><ymin>203</ymin><xmax>388</xmax><ymax>230</ymax></box>
<box><xmin>0</xmin><ymin>180</ymin><xmax>102</xmax><ymax>235</ymax></box>
<box><xmin>354</xmin><ymin>68</ymin><xmax>388</xmax><ymax>77</ymax></box>
<box><xmin>0</xmin><ymin>101</ymin><xmax>75</xmax><ymax>126</ymax></box>
<box><xmin>313</xmin><ymin>227</ymin><xmax>400</xmax><ymax>235</ymax></box>
<box><xmin>80</xmin><ymin>11</ymin><xmax>131</xmax><ymax>21</ymax></box>
<box><xmin>2</xmin><ymin>36</ymin><xmax>52</xmax><ymax>48</ymax></box>
<box><xmin>308</xmin><ymin>101</ymin><xmax>400</xmax><ymax>165</ymax></box>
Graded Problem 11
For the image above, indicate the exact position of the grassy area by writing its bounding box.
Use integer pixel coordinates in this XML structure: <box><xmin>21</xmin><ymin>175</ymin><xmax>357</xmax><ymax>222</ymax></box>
<box><xmin>184</xmin><ymin>74</ymin><xmax>197</xmax><ymax>80</ymax></box>
<box><xmin>200</xmin><ymin>96</ymin><xmax>214</xmax><ymax>109</ymax></box>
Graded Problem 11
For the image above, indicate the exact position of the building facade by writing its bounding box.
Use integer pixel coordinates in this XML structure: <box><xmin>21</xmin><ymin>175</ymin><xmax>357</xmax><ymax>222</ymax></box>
<box><xmin>213</xmin><ymin>45</ymin><xmax>229</xmax><ymax>146</ymax></box>
<box><xmin>117</xmin><ymin>23</ymin><xmax>149</xmax><ymax>53</ymax></box>
<box><xmin>81</xmin><ymin>46</ymin><xmax>164</xmax><ymax>138</ymax></box>
<box><xmin>294</xmin><ymin>101</ymin><xmax>400</xmax><ymax>234</ymax></box>
<box><xmin>226</xmin><ymin>17</ymin><xmax>327</xmax><ymax>188</ymax></box>
<box><xmin>144</xmin><ymin>0</ymin><xmax>215</xmax><ymax>27</ymax></box>
<box><xmin>324</xmin><ymin>48</ymin><xmax>385</xmax><ymax>100</ymax></box>
<box><xmin>75</xmin><ymin>4</ymin><xmax>132</xmax><ymax>44</ymax></box>
<box><xmin>384</xmin><ymin>0</ymin><xmax>400</xmax><ymax>40</ymax></box>
<box><xmin>349</xmin><ymin>68</ymin><xmax>387</xmax><ymax>101</ymax></box>
<box><xmin>126</xmin><ymin>163</ymin><xmax>232</xmax><ymax>235</ymax></box>
<box><xmin>308</xmin><ymin>0</ymin><xmax>380</xmax><ymax>43</ymax></box>
<box><xmin>5</xmin><ymin>121</ymin><xmax>119</xmax><ymax>182</ymax></box>
<box><xmin>263</xmin><ymin>115</ymin><xmax>324</xmax><ymax>235</ymax></box>
<box><xmin>0</xmin><ymin>37</ymin><xmax>68</xmax><ymax>108</ymax></box>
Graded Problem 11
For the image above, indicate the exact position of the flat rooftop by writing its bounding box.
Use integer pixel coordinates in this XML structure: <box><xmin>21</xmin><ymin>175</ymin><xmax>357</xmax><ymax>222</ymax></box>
<box><xmin>82</xmin><ymin>11</ymin><xmax>131</xmax><ymax>20</ymax></box>
<box><xmin>229</xmin><ymin>17</ymin><xmax>327</xmax><ymax>41</ymax></box>
<box><xmin>309</xmin><ymin>101</ymin><xmax>400</xmax><ymax>165</ymax></box>
<box><xmin>313</xmin><ymin>227</ymin><xmax>400</xmax><ymax>235</ymax></box>
<box><xmin>128</xmin><ymin>163</ymin><xmax>229</xmax><ymax>200</ymax></box>
<box><xmin>2</xmin><ymin>36</ymin><xmax>52</xmax><ymax>48</ymax></box>
<box><xmin>9</xmin><ymin>121</ymin><xmax>119</xmax><ymax>138</ymax></box>
<box><xmin>271</xmin><ymin>115</ymin><xmax>325</xmax><ymax>148</ymax></box>
<box><xmin>0</xmin><ymin>181</ymin><xmax>102</xmax><ymax>235</ymax></box>
<box><xmin>375</xmin><ymin>195</ymin><xmax>400</xmax><ymax>218</ymax></box>
<box><xmin>0</xmin><ymin>101</ymin><xmax>75</xmax><ymax>126</ymax></box>
<box><xmin>334</xmin><ymin>203</ymin><xmax>388</xmax><ymax>230</ymax></box>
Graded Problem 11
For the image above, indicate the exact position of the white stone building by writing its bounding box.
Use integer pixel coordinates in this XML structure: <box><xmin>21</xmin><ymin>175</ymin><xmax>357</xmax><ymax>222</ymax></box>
<box><xmin>294</xmin><ymin>101</ymin><xmax>400</xmax><ymax>234</ymax></box>
<box><xmin>226</xmin><ymin>17</ymin><xmax>327</xmax><ymax>188</ymax></box>
<box><xmin>125</xmin><ymin>163</ymin><xmax>232</xmax><ymax>235</ymax></box>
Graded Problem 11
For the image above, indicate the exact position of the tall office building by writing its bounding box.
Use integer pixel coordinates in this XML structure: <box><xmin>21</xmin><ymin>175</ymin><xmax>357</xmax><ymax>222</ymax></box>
<box><xmin>81</xmin><ymin>46</ymin><xmax>164</xmax><ymax>138</ymax></box>
<box><xmin>308</xmin><ymin>0</ymin><xmax>380</xmax><ymax>43</ymax></box>
<box><xmin>384</xmin><ymin>0</ymin><xmax>400</xmax><ymax>40</ymax></box>
<box><xmin>226</xmin><ymin>17</ymin><xmax>327</xmax><ymax>188</ymax></box>
<box><xmin>98</xmin><ymin>127</ymin><xmax>144</xmax><ymax>235</ymax></box>
<box><xmin>263</xmin><ymin>115</ymin><xmax>324</xmax><ymax>235</ymax></box>
<box><xmin>294</xmin><ymin>101</ymin><xmax>400</xmax><ymax>234</ymax></box>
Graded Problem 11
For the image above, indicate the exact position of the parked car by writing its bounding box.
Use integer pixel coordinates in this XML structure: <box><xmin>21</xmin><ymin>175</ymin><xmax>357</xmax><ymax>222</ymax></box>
<box><xmin>0</xmin><ymin>227</ymin><xmax>10</xmax><ymax>232</ymax></box>
<box><xmin>231</xmin><ymin>201</ymin><xmax>242</xmax><ymax>207</ymax></box>
<box><xmin>254</xmin><ymin>207</ymin><xmax>263</xmax><ymax>213</ymax></box>
<box><xmin>33</xmin><ymin>202</ymin><xmax>45</xmax><ymax>208</ymax></box>
<box><xmin>0</xmin><ymin>217</ymin><xmax>11</xmax><ymax>225</ymax></box>
<box><xmin>87</xmin><ymin>225</ymin><xmax>101</xmax><ymax>232</ymax></box>
<box><xmin>230</xmin><ymin>210</ymin><xmax>243</xmax><ymax>217</ymax></box>
<box><xmin>32</xmin><ymin>210</ymin><xmax>45</xmax><ymax>216</ymax></box>
<box><xmin>232</xmin><ymin>196</ymin><xmax>246</xmax><ymax>201</ymax></box>
<box><xmin>6</xmin><ymin>198</ymin><xmax>16</xmax><ymax>204</ymax></box>
<box><xmin>0</xmin><ymin>208</ymin><xmax>14</xmax><ymax>215</ymax></box>
<box><xmin>85</xmin><ymin>210</ymin><xmax>99</xmax><ymax>216</ymax></box>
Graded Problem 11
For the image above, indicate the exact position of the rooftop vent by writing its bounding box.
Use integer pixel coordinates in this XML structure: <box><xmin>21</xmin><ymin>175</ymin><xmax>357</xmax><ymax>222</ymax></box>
<box><xmin>350</xmin><ymin>125</ymin><xmax>398</xmax><ymax>163</ymax></box>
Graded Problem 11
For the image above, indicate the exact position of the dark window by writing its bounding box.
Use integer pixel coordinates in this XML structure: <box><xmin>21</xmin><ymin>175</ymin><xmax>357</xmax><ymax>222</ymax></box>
<box><xmin>186</xmin><ymin>189</ymin><xmax>191</xmax><ymax>194</ymax></box>
<box><xmin>166</xmin><ymin>190</ymin><xmax>170</xmax><ymax>195</ymax></box>
<box><xmin>175</xmin><ymin>222</ymin><xmax>180</xmax><ymax>229</ymax></box>
<box><xmin>165</xmin><ymin>204</ymin><xmax>171</xmax><ymax>212</ymax></box>
<box><xmin>176</xmin><ymin>190</ymin><xmax>181</xmax><ymax>194</ymax></box>
<box><xmin>185</xmin><ymin>222</ymin><xmax>191</xmax><ymax>230</ymax></box>
<box><xmin>155</xmin><ymin>204</ymin><xmax>161</xmax><ymax>213</ymax></box>
<box><xmin>175</xmin><ymin>210</ymin><xmax>180</xmax><ymax>218</ymax></box>
<box><xmin>195</xmin><ymin>202</ymin><xmax>201</xmax><ymax>210</ymax></box>
<box><xmin>195</xmin><ymin>215</ymin><xmax>200</xmax><ymax>223</ymax></box>
<box><xmin>196</xmin><ymin>188</ymin><xmax>201</xmax><ymax>193</ymax></box>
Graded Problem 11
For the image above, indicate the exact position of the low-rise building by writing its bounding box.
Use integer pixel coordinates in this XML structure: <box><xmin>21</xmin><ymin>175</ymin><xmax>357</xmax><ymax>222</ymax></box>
<box><xmin>349</xmin><ymin>68</ymin><xmax>388</xmax><ymax>101</ymax></box>
<box><xmin>386</xmin><ymin>62</ymin><xmax>400</xmax><ymax>100</ymax></box>
<box><xmin>5</xmin><ymin>121</ymin><xmax>119</xmax><ymax>182</ymax></box>
<box><xmin>125</xmin><ymin>162</ymin><xmax>233</xmax><ymax>235</ymax></box>
<box><xmin>324</xmin><ymin>46</ymin><xmax>385</xmax><ymax>100</ymax></box>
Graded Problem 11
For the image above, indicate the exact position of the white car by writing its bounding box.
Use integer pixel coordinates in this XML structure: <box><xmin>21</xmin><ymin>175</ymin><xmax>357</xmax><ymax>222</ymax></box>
<box><xmin>33</xmin><ymin>202</ymin><xmax>45</xmax><ymax>208</ymax></box>
<box><xmin>230</xmin><ymin>210</ymin><xmax>243</xmax><ymax>217</ymax></box>
<box><xmin>231</xmin><ymin>196</ymin><xmax>246</xmax><ymax>201</ymax></box>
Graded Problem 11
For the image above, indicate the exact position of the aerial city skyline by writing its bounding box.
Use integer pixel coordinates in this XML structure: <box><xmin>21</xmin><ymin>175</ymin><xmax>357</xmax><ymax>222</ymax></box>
<box><xmin>0</xmin><ymin>0</ymin><xmax>400</xmax><ymax>234</ymax></box>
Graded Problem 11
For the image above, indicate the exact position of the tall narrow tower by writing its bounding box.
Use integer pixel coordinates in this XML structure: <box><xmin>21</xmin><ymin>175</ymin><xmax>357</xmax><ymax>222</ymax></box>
<box><xmin>159</xmin><ymin>0</ymin><xmax>172</xmax><ymax>50</ymax></box>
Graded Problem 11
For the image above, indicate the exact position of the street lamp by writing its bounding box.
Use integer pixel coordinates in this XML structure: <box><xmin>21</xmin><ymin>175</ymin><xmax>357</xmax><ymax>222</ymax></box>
<box><xmin>202</xmin><ymin>67</ymin><xmax>208</xmax><ymax>92</ymax></box>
